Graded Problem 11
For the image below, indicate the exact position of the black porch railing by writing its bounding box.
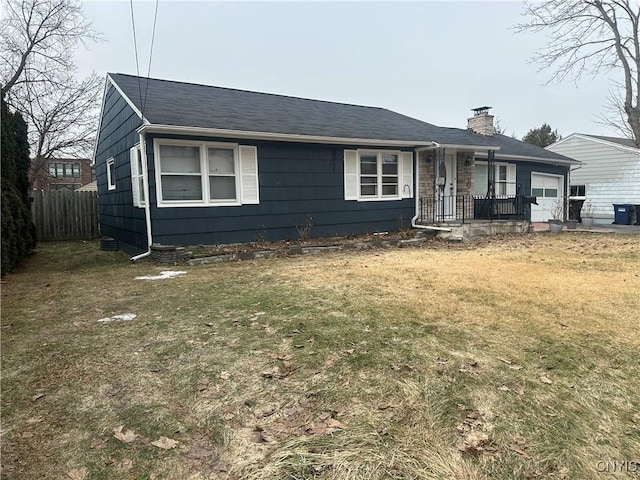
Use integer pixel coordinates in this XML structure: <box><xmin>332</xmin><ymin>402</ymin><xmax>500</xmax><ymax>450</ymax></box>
<box><xmin>419</xmin><ymin>194</ymin><xmax>530</xmax><ymax>224</ymax></box>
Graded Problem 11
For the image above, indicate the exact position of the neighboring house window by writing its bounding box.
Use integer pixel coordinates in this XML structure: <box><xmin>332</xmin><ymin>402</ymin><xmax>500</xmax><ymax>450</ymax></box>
<box><xmin>130</xmin><ymin>145</ymin><xmax>145</xmax><ymax>207</ymax></box>
<box><xmin>343</xmin><ymin>149</ymin><xmax>413</xmax><ymax>201</ymax></box>
<box><xmin>107</xmin><ymin>158</ymin><xmax>116</xmax><ymax>190</ymax></box>
<box><xmin>153</xmin><ymin>139</ymin><xmax>259</xmax><ymax>207</ymax></box>
<box><xmin>48</xmin><ymin>162</ymin><xmax>81</xmax><ymax>178</ymax></box>
<box><xmin>570</xmin><ymin>185</ymin><xmax>586</xmax><ymax>197</ymax></box>
<box><xmin>473</xmin><ymin>161</ymin><xmax>516</xmax><ymax>196</ymax></box>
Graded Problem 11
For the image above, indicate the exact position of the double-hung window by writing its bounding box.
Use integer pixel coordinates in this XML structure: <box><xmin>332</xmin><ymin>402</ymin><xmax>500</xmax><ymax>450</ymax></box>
<box><xmin>358</xmin><ymin>151</ymin><xmax>399</xmax><ymax>198</ymax></box>
<box><xmin>208</xmin><ymin>147</ymin><xmax>236</xmax><ymax>201</ymax></box>
<box><xmin>344</xmin><ymin>149</ymin><xmax>411</xmax><ymax>201</ymax></box>
<box><xmin>159</xmin><ymin>144</ymin><xmax>203</xmax><ymax>201</ymax></box>
<box><xmin>154</xmin><ymin>139</ymin><xmax>259</xmax><ymax>207</ymax></box>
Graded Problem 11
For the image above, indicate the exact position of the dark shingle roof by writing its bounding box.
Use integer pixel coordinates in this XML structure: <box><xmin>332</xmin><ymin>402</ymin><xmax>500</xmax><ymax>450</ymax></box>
<box><xmin>109</xmin><ymin>73</ymin><xmax>576</xmax><ymax>164</ymax></box>
<box><xmin>583</xmin><ymin>134</ymin><xmax>639</xmax><ymax>149</ymax></box>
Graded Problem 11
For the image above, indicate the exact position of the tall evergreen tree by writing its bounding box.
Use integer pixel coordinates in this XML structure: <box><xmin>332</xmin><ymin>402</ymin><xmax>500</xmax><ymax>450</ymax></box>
<box><xmin>522</xmin><ymin>124</ymin><xmax>562</xmax><ymax>148</ymax></box>
<box><xmin>1</xmin><ymin>99</ymin><xmax>36</xmax><ymax>275</ymax></box>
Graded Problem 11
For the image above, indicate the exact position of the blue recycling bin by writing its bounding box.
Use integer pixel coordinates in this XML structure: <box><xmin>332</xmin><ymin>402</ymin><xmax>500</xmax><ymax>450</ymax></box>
<box><xmin>613</xmin><ymin>204</ymin><xmax>633</xmax><ymax>225</ymax></box>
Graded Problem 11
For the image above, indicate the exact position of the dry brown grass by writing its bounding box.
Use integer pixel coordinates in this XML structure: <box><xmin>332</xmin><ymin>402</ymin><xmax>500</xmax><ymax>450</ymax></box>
<box><xmin>1</xmin><ymin>233</ymin><xmax>639</xmax><ymax>479</ymax></box>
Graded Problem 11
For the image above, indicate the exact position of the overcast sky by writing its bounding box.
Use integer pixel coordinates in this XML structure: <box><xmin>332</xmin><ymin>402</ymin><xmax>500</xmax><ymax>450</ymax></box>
<box><xmin>76</xmin><ymin>1</ymin><xmax>620</xmax><ymax>139</ymax></box>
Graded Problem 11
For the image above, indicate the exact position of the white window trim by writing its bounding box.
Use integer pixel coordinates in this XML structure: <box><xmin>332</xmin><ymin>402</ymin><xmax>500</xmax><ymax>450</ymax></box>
<box><xmin>357</xmin><ymin>149</ymin><xmax>402</xmax><ymax>202</ymax></box>
<box><xmin>107</xmin><ymin>157</ymin><xmax>116</xmax><ymax>191</ymax></box>
<box><xmin>153</xmin><ymin>138</ymin><xmax>243</xmax><ymax>208</ymax></box>
<box><xmin>130</xmin><ymin>144</ymin><xmax>146</xmax><ymax>208</ymax></box>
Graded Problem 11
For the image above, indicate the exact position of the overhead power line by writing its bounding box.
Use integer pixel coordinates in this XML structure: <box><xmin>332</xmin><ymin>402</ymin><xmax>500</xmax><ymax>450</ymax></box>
<box><xmin>129</xmin><ymin>0</ymin><xmax>160</xmax><ymax>119</ymax></box>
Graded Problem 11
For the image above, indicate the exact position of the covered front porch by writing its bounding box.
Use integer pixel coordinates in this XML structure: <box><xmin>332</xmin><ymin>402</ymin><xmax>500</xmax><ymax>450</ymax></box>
<box><xmin>415</xmin><ymin>147</ymin><xmax>532</xmax><ymax>227</ymax></box>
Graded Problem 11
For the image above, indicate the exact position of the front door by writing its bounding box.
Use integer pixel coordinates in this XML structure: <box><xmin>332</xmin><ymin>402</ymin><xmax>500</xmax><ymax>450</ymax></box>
<box><xmin>435</xmin><ymin>152</ymin><xmax>457</xmax><ymax>220</ymax></box>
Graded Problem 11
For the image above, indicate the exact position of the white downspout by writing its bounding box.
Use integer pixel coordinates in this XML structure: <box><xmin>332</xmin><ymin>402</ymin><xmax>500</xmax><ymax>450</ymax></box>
<box><xmin>411</xmin><ymin>142</ymin><xmax>453</xmax><ymax>232</ymax></box>
<box><xmin>130</xmin><ymin>131</ymin><xmax>153</xmax><ymax>262</ymax></box>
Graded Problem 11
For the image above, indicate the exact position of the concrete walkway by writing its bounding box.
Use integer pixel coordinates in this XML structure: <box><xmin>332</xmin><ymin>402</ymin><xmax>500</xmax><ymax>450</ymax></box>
<box><xmin>531</xmin><ymin>222</ymin><xmax>640</xmax><ymax>234</ymax></box>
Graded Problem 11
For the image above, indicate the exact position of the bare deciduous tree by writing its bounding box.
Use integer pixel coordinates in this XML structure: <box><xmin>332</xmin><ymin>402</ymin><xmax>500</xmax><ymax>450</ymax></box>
<box><xmin>13</xmin><ymin>73</ymin><xmax>103</xmax><ymax>186</ymax></box>
<box><xmin>516</xmin><ymin>0</ymin><xmax>640</xmax><ymax>147</ymax></box>
<box><xmin>1</xmin><ymin>0</ymin><xmax>101</xmax><ymax>186</ymax></box>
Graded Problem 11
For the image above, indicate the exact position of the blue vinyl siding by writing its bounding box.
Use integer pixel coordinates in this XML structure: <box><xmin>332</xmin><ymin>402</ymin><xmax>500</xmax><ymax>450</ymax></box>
<box><xmin>515</xmin><ymin>161</ymin><xmax>569</xmax><ymax>196</ymax></box>
<box><xmin>95</xmin><ymin>84</ymin><xmax>146</xmax><ymax>252</ymax></box>
<box><xmin>146</xmin><ymin>134</ymin><xmax>414</xmax><ymax>245</ymax></box>
<box><xmin>514</xmin><ymin>160</ymin><xmax>569</xmax><ymax>222</ymax></box>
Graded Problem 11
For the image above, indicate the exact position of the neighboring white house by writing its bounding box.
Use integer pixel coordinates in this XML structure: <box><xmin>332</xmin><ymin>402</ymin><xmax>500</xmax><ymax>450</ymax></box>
<box><xmin>547</xmin><ymin>134</ymin><xmax>640</xmax><ymax>224</ymax></box>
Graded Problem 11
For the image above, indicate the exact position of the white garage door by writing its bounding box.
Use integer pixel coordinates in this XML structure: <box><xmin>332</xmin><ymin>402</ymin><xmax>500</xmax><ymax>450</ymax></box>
<box><xmin>531</xmin><ymin>173</ymin><xmax>562</xmax><ymax>222</ymax></box>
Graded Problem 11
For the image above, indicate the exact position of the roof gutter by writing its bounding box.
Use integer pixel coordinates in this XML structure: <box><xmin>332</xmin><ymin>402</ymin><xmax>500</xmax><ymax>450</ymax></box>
<box><xmin>130</xmin><ymin>132</ymin><xmax>153</xmax><ymax>262</ymax></box>
<box><xmin>137</xmin><ymin>123</ymin><xmax>434</xmax><ymax>148</ymax></box>
<box><xmin>475</xmin><ymin>151</ymin><xmax>580</xmax><ymax>166</ymax></box>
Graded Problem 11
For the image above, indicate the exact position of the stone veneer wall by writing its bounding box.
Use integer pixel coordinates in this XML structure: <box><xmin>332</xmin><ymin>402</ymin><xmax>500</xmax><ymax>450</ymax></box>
<box><xmin>456</xmin><ymin>151</ymin><xmax>475</xmax><ymax>197</ymax></box>
<box><xmin>418</xmin><ymin>150</ymin><xmax>475</xmax><ymax>200</ymax></box>
<box><xmin>418</xmin><ymin>150</ymin><xmax>435</xmax><ymax>200</ymax></box>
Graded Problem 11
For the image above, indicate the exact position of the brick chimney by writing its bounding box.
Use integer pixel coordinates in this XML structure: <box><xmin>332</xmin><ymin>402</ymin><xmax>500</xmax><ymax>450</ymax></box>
<box><xmin>467</xmin><ymin>106</ymin><xmax>494</xmax><ymax>136</ymax></box>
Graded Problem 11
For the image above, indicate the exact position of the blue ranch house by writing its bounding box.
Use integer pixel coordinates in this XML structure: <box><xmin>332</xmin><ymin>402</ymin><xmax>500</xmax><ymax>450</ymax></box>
<box><xmin>93</xmin><ymin>74</ymin><xmax>578</xmax><ymax>255</ymax></box>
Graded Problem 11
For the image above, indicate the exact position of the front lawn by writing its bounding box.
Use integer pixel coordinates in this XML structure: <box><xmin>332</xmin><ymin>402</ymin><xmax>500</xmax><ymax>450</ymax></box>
<box><xmin>1</xmin><ymin>234</ymin><xmax>639</xmax><ymax>479</ymax></box>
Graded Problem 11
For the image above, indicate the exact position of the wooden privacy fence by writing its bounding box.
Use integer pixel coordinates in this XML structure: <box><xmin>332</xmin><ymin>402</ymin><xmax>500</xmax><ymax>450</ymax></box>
<box><xmin>31</xmin><ymin>190</ymin><xmax>99</xmax><ymax>241</ymax></box>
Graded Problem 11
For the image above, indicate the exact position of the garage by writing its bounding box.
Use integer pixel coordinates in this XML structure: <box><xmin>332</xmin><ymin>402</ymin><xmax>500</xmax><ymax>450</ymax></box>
<box><xmin>531</xmin><ymin>173</ymin><xmax>563</xmax><ymax>222</ymax></box>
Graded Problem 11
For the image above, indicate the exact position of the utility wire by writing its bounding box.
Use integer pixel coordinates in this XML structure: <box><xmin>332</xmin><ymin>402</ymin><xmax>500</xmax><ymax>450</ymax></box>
<box><xmin>129</xmin><ymin>0</ymin><xmax>143</xmax><ymax>117</ymax></box>
<box><xmin>142</xmin><ymin>0</ymin><xmax>159</xmax><ymax>114</ymax></box>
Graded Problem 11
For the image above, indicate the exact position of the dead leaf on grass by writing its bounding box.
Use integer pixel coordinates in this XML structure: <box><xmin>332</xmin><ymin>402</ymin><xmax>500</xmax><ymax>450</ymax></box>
<box><xmin>498</xmin><ymin>385</ymin><xmax>510</xmax><ymax>392</ymax></box>
<box><xmin>151</xmin><ymin>436</ymin><xmax>178</xmax><ymax>449</ymax></box>
<box><xmin>308</xmin><ymin>413</ymin><xmax>348</xmax><ymax>435</ymax></box>
<box><xmin>219</xmin><ymin>371</ymin><xmax>231</xmax><ymax>380</ymax></box>
<box><xmin>26</xmin><ymin>416</ymin><xmax>43</xmax><ymax>424</ymax></box>
<box><xmin>540</xmin><ymin>375</ymin><xmax>553</xmax><ymax>384</ymax></box>
<box><xmin>31</xmin><ymin>392</ymin><xmax>45</xmax><ymax>401</ymax></box>
<box><xmin>499</xmin><ymin>358</ymin><xmax>512</xmax><ymax>365</ymax></box>
<box><xmin>66</xmin><ymin>467</ymin><xmax>88</xmax><ymax>480</ymax></box>
<box><xmin>508</xmin><ymin>443</ymin><xmax>531</xmax><ymax>459</ymax></box>
<box><xmin>509</xmin><ymin>364</ymin><xmax>524</xmax><ymax>370</ymax></box>
<box><xmin>90</xmin><ymin>438</ymin><xmax>108</xmax><ymax>449</ymax></box>
<box><xmin>326</xmin><ymin>418</ymin><xmax>348</xmax><ymax>430</ymax></box>
<box><xmin>457</xmin><ymin>431</ymin><xmax>497</xmax><ymax>456</ymax></box>
<box><xmin>113</xmin><ymin>425</ymin><xmax>137</xmax><ymax>443</ymax></box>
